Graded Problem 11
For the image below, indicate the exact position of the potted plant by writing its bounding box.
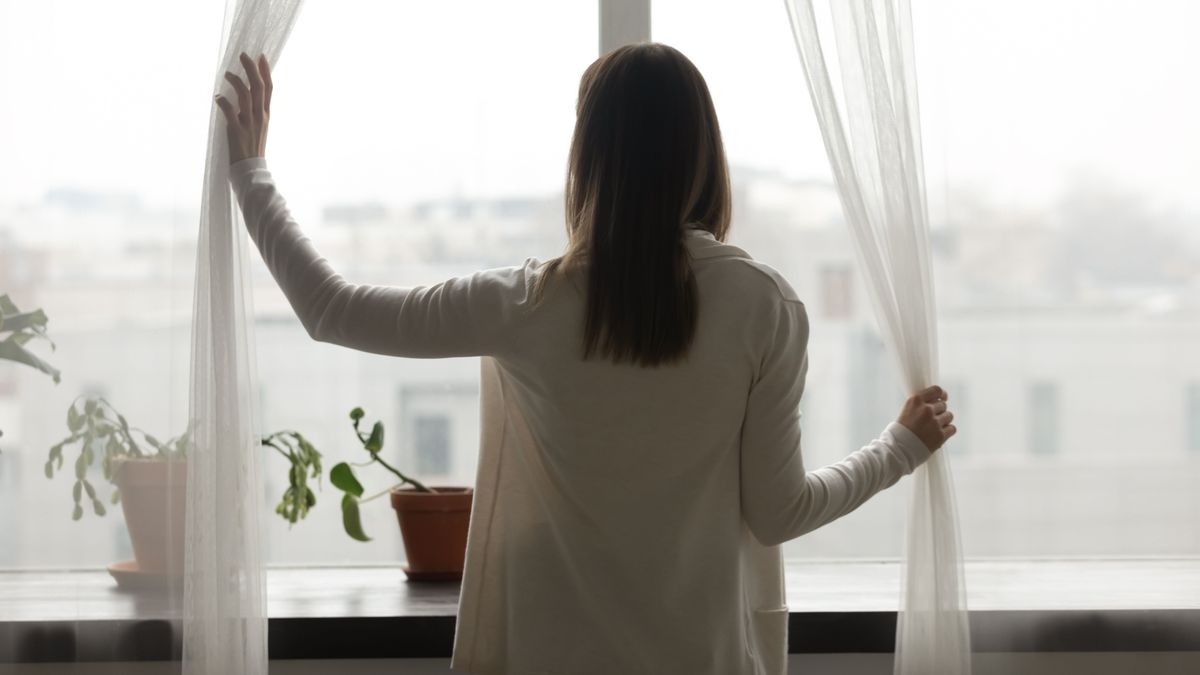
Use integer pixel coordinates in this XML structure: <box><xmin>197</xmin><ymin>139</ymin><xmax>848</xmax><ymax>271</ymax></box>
<box><xmin>47</xmin><ymin>395</ymin><xmax>322</xmax><ymax>587</ymax></box>
<box><xmin>46</xmin><ymin>397</ymin><xmax>190</xmax><ymax>583</ymax></box>
<box><xmin>0</xmin><ymin>294</ymin><xmax>60</xmax><ymax>440</ymax></box>
<box><xmin>329</xmin><ymin>407</ymin><xmax>473</xmax><ymax>581</ymax></box>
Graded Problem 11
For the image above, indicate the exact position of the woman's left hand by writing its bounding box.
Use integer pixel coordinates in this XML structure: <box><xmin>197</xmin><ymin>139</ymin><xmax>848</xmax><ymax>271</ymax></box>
<box><xmin>215</xmin><ymin>52</ymin><xmax>273</xmax><ymax>165</ymax></box>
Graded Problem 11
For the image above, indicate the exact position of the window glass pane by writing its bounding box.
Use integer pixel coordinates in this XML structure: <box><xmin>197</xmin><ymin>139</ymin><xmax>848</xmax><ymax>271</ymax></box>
<box><xmin>944</xmin><ymin>378</ymin><xmax>967</xmax><ymax>455</ymax></box>
<box><xmin>655</xmin><ymin>0</ymin><xmax>1200</xmax><ymax>558</ymax></box>
<box><xmin>654</xmin><ymin>0</ymin><xmax>908</xmax><ymax>559</ymax></box>
<box><xmin>1028</xmin><ymin>381</ymin><xmax>1059</xmax><ymax>457</ymax></box>
<box><xmin>924</xmin><ymin>0</ymin><xmax>1200</xmax><ymax>557</ymax></box>
<box><xmin>818</xmin><ymin>264</ymin><xmax>854</xmax><ymax>320</ymax></box>
<box><xmin>2</xmin><ymin>0</ymin><xmax>221</xmax><ymax>573</ymax></box>
<box><xmin>2</xmin><ymin>0</ymin><xmax>597</xmax><ymax>571</ymax></box>
<box><xmin>256</xmin><ymin>1</ymin><xmax>596</xmax><ymax>564</ymax></box>
<box><xmin>415</xmin><ymin>415</ymin><xmax>452</xmax><ymax>476</ymax></box>
<box><xmin>1189</xmin><ymin>383</ymin><xmax>1200</xmax><ymax>454</ymax></box>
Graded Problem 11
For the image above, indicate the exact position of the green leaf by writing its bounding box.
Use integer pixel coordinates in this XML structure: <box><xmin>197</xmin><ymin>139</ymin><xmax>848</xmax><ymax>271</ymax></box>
<box><xmin>340</xmin><ymin>494</ymin><xmax>371</xmax><ymax>542</ymax></box>
<box><xmin>74</xmin><ymin>454</ymin><xmax>86</xmax><ymax>480</ymax></box>
<box><xmin>177</xmin><ymin>428</ymin><xmax>195</xmax><ymax>455</ymax></box>
<box><xmin>295</xmin><ymin>435</ymin><xmax>322</xmax><ymax>473</ymax></box>
<box><xmin>305</xmin><ymin>487</ymin><xmax>317</xmax><ymax>508</ymax></box>
<box><xmin>144</xmin><ymin>434</ymin><xmax>163</xmax><ymax>451</ymax></box>
<box><xmin>0</xmin><ymin>309</ymin><xmax>48</xmax><ymax>333</ymax></box>
<box><xmin>365</xmin><ymin>421</ymin><xmax>384</xmax><ymax>453</ymax></box>
<box><xmin>0</xmin><ymin>338</ymin><xmax>61</xmax><ymax>383</ymax></box>
<box><xmin>44</xmin><ymin>462</ymin><xmax>53</xmax><ymax>479</ymax></box>
<box><xmin>329</xmin><ymin>462</ymin><xmax>364</xmax><ymax>497</ymax></box>
<box><xmin>67</xmin><ymin>405</ymin><xmax>83</xmax><ymax>433</ymax></box>
<box><xmin>92</xmin><ymin>500</ymin><xmax>106</xmax><ymax>517</ymax></box>
<box><xmin>71</xmin><ymin>504</ymin><xmax>83</xmax><ymax>521</ymax></box>
<box><xmin>349</xmin><ymin>407</ymin><xmax>365</xmax><ymax>421</ymax></box>
<box><xmin>82</xmin><ymin>480</ymin><xmax>96</xmax><ymax>500</ymax></box>
<box><xmin>73</xmin><ymin>481</ymin><xmax>82</xmax><ymax>504</ymax></box>
<box><xmin>84</xmin><ymin>399</ymin><xmax>97</xmax><ymax>415</ymax></box>
<box><xmin>110</xmin><ymin>489</ymin><xmax>121</xmax><ymax>505</ymax></box>
<box><xmin>90</xmin><ymin>418</ymin><xmax>115</xmax><ymax>436</ymax></box>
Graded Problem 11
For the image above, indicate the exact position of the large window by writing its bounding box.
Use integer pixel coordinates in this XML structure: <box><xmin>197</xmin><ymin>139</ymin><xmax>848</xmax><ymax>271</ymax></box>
<box><xmin>2</xmin><ymin>0</ymin><xmax>1198</xmax><ymax>575</ymax></box>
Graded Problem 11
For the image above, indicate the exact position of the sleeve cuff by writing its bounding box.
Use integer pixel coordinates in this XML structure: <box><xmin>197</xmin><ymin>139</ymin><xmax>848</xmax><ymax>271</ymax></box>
<box><xmin>230</xmin><ymin>156</ymin><xmax>268</xmax><ymax>182</ymax></box>
<box><xmin>884</xmin><ymin>421</ymin><xmax>933</xmax><ymax>472</ymax></box>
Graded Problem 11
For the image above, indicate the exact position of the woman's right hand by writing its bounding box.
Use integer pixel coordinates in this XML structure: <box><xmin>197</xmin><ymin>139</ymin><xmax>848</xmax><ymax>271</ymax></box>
<box><xmin>216</xmin><ymin>52</ymin><xmax>273</xmax><ymax>166</ymax></box>
<box><xmin>896</xmin><ymin>385</ymin><xmax>956</xmax><ymax>453</ymax></box>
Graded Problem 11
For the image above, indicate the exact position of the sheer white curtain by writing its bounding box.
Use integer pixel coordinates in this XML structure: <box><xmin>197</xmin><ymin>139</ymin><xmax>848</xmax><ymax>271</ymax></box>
<box><xmin>187</xmin><ymin>0</ymin><xmax>304</xmax><ymax>673</ymax></box>
<box><xmin>782</xmin><ymin>1</ymin><xmax>972</xmax><ymax>673</ymax></box>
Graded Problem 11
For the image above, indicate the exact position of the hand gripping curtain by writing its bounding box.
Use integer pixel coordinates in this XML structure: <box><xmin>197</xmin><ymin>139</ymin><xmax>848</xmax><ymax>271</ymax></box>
<box><xmin>187</xmin><ymin>1</ymin><xmax>304</xmax><ymax>673</ymax></box>
<box><xmin>782</xmin><ymin>1</ymin><xmax>972</xmax><ymax>673</ymax></box>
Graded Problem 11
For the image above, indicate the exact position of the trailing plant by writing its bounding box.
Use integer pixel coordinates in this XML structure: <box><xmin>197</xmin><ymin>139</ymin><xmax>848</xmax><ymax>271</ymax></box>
<box><xmin>262</xmin><ymin>430</ymin><xmax>323</xmax><ymax>525</ymax></box>
<box><xmin>0</xmin><ymin>295</ymin><xmax>59</xmax><ymax>440</ymax></box>
<box><xmin>46</xmin><ymin>396</ymin><xmax>193</xmax><ymax>520</ymax></box>
<box><xmin>47</xmin><ymin>395</ymin><xmax>323</xmax><ymax>525</ymax></box>
<box><xmin>329</xmin><ymin>407</ymin><xmax>432</xmax><ymax>542</ymax></box>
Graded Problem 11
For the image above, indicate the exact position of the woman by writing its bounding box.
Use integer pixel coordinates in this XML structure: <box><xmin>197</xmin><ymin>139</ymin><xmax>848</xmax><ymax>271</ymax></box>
<box><xmin>218</xmin><ymin>44</ymin><xmax>955</xmax><ymax>675</ymax></box>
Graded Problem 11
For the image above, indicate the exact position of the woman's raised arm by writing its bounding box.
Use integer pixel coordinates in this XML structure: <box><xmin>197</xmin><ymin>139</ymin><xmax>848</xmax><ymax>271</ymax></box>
<box><xmin>217</xmin><ymin>53</ymin><xmax>531</xmax><ymax>359</ymax></box>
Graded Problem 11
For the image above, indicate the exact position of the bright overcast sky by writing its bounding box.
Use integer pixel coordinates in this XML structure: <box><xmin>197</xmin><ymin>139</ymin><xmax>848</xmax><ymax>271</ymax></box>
<box><xmin>2</xmin><ymin>0</ymin><xmax>1198</xmax><ymax>219</ymax></box>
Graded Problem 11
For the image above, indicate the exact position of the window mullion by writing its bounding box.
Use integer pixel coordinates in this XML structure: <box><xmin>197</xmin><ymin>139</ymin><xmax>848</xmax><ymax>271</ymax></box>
<box><xmin>599</xmin><ymin>0</ymin><xmax>651</xmax><ymax>55</ymax></box>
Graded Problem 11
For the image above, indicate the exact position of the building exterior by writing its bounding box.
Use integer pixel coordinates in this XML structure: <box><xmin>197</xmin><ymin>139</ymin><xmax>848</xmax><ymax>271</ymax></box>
<box><xmin>2</xmin><ymin>167</ymin><xmax>1198</xmax><ymax>569</ymax></box>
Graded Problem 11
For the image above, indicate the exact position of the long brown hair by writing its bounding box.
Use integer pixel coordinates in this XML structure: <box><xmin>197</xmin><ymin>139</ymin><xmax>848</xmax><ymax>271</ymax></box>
<box><xmin>532</xmin><ymin>43</ymin><xmax>732</xmax><ymax>368</ymax></box>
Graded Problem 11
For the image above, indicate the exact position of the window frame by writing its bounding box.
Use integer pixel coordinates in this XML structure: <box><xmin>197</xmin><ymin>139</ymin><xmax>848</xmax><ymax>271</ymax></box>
<box><xmin>599</xmin><ymin>0</ymin><xmax>651</xmax><ymax>54</ymax></box>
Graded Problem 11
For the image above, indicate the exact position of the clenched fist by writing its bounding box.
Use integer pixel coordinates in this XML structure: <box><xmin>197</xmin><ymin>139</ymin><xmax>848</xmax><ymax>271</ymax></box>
<box><xmin>896</xmin><ymin>385</ymin><xmax>956</xmax><ymax>452</ymax></box>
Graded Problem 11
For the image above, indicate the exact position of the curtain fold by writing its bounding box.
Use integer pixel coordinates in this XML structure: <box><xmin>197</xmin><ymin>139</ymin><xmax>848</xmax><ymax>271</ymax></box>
<box><xmin>186</xmin><ymin>1</ymin><xmax>304</xmax><ymax>673</ymax></box>
<box><xmin>781</xmin><ymin>1</ymin><xmax>972</xmax><ymax>673</ymax></box>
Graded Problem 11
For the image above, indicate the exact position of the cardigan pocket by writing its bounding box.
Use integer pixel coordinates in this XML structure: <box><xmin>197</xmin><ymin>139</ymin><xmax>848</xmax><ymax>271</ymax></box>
<box><xmin>749</xmin><ymin>607</ymin><xmax>789</xmax><ymax>675</ymax></box>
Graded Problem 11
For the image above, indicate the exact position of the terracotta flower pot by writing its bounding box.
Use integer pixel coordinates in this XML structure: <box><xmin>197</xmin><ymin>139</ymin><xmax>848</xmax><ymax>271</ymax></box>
<box><xmin>389</xmin><ymin>486</ymin><xmax>473</xmax><ymax>581</ymax></box>
<box><xmin>111</xmin><ymin>457</ymin><xmax>187</xmax><ymax>575</ymax></box>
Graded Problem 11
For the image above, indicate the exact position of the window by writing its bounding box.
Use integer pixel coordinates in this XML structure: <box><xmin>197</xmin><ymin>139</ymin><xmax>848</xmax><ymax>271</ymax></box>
<box><xmin>1028</xmin><ymin>381</ymin><xmax>1059</xmax><ymax>457</ymax></box>
<box><xmin>254</xmin><ymin>1</ymin><xmax>595</xmax><ymax>564</ymax></box>
<box><xmin>1188</xmin><ymin>383</ymin><xmax>1200</xmax><ymax>454</ymax></box>
<box><xmin>6</xmin><ymin>6</ymin><xmax>1196</xmax><ymax>670</ymax></box>
<box><xmin>818</xmin><ymin>263</ymin><xmax>854</xmax><ymax>320</ymax></box>
<box><xmin>846</xmin><ymin>326</ymin><xmax>895</xmax><ymax>451</ymax></box>
<box><xmin>4</xmin><ymin>0</ymin><xmax>1198</xmax><ymax>576</ymax></box>
<box><xmin>657</xmin><ymin>0</ymin><xmax>1200</xmax><ymax>561</ymax></box>
<box><xmin>942</xmin><ymin>378</ymin><xmax>967</xmax><ymax>455</ymax></box>
<box><xmin>414</xmin><ymin>415</ymin><xmax>452</xmax><ymax>476</ymax></box>
<box><xmin>0</xmin><ymin>0</ymin><xmax>596</xmax><ymax>571</ymax></box>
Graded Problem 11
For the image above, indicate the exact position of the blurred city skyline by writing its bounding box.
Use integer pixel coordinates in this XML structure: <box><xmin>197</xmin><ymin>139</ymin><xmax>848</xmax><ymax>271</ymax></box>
<box><xmin>2</xmin><ymin>160</ymin><xmax>1198</xmax><ymax>567</ymax></box>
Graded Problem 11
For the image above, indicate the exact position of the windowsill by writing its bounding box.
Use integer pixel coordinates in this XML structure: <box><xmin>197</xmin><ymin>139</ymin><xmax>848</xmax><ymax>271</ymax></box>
<box><xmin>2</xmin><ymin>559</ymin><xmax>1197</xmax><ymax>662</ymax></box>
